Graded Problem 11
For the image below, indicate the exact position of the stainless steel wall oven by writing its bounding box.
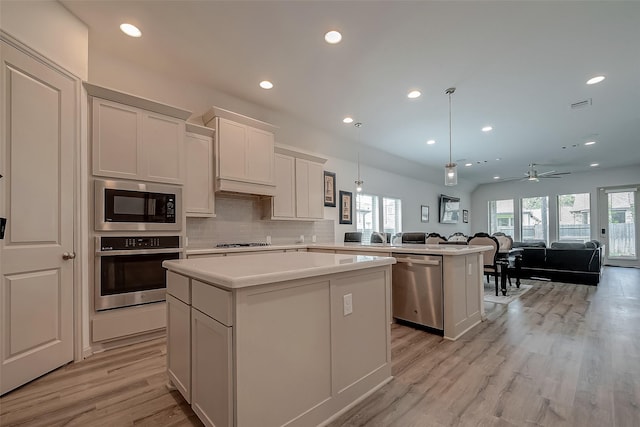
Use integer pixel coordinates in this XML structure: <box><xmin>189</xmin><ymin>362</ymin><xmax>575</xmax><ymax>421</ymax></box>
<box><xmin>95</xmin><ymin>235</ymin><xmax>182</xmax><ymax>311</ymax></box>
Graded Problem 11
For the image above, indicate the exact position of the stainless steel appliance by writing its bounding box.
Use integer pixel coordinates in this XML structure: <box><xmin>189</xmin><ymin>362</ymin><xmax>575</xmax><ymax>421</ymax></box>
<box><xmin>95</xmin><ymin>235</ymin><xmax>182</xmax><ymax>311</ymax></box>
<box><xmin>95</xmin><ymin>179</ymin><xmax>182</xmax><ymax>231</ymax></box>
<box><xmin>391</xmin><ymin>253</ymin><xmax>444</xmax><ymax>331</ymax></box>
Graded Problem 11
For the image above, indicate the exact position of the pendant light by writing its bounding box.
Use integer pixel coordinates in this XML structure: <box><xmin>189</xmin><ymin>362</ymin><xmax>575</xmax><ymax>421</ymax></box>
<box><xmin>354</xmin><ymin>122</ymin><xmax>364</xmax><ymax>192</ymax></box>
<box><xmin>444</xmin><ymin>87</ymin><xmax>457</xmax><ymax>186</ymax></box>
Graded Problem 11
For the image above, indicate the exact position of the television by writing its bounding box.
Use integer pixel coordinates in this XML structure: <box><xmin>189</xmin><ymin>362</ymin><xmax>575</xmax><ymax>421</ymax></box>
<box><xmin>439</xmin><ymin>194</ymin><xmax>460</xmax><ymax>224</ymax></box>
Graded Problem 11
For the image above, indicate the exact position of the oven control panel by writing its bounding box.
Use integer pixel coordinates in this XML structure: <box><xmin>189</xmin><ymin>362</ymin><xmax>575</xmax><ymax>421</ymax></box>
<box><xmin>99</xmin><ymin>236</ymin><xmax>181</xmax><ymax>251</ymax></box>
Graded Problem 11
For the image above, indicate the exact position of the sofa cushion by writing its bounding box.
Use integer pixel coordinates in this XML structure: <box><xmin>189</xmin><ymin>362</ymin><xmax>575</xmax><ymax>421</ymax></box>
<box><xmin>513</xmin><ymin>240</ymin><xmax>547</xmax><ymax>248</ymax></box>
<box><xmin>550</xmin><ymin>242</ymin><xmax>587</xmax><ymax>250</ymax></box>
<box><xmin>546</xmin><ymin>248</ymin><xmax>600</xmax><ymax>272</ymax></box>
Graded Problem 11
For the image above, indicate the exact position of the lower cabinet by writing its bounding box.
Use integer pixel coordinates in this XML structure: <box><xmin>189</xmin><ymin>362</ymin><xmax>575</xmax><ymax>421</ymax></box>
<box><xmin>166</xmin><ymin>294</ymin><xmax>191</xmax><ymax>403</ymax></box>
<box><xmin>191</xmin><ymin>308</ymin><xmax>233</xmax><ymax>427</ymax></box>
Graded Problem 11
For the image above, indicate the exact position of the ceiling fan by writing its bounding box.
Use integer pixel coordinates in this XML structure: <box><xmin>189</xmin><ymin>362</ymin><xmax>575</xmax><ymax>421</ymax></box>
<box><xmin>498</xmin><ymin>163</ymin><xmax>571</xmax><ymax>182</ymax></box>
<box><xmin>521</xmin><ymin>163</ymin><xmax>570</xmax><ymax>182</ymax></box>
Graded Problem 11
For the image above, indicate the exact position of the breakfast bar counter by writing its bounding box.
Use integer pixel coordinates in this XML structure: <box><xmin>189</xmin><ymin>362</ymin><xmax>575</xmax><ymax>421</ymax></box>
<box><xmin>162</xmin><ymin>252</ymin><xmax>395</xmax><ymax>427</ymax></box>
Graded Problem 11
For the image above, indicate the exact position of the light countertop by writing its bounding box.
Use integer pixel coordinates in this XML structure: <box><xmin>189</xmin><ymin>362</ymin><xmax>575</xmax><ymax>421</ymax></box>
<box><xmin>185</xmin><ymin>243</ymin><xmax>492</xmax><ymax>256</ymax></box>
<box><xmin>163</xmin><ymin>251</ymin><xmax>395</xmax><ymax>289</ymax></box>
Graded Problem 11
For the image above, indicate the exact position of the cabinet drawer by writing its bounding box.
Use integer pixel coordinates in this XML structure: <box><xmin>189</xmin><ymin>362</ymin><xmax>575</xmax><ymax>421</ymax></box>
<box><xmin>192</xmin><ymin>280</ymin><xmax>233</xmax><ymax>326</ymax></box>
<box><xmin>167</xmin><ymin>271</ymin><xmax>190</xmax><ymax>304</ymax></box>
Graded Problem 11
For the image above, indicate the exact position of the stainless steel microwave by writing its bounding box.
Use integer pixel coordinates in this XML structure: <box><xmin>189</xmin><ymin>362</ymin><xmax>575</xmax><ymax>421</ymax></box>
<box><xmin>95</xmin><ymin>179</ymin><xmax>182</xmax><ymax>231</ymax></box>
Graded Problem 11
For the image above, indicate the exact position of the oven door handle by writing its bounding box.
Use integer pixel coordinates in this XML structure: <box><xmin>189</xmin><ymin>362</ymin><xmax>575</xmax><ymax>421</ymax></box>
<box><xmin>95</xmin><ymin>248</ymin><xmax>183</xmax><ymax>256</ymax></box>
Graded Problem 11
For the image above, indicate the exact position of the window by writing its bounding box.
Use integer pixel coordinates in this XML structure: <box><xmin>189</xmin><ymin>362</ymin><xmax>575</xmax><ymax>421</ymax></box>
<box><xmin>521</xmin><ymin>196</ymin><xmax>549</xmax><ymax>243</ymax></box>
<box><xmin>356</xmin><ymin>194</ymin><xmax>402</xmax><ymax>243</ymax></box>
<box><xmin>489</xmin><ymin>199</ymin><xmax>514</xmax><ymax>236</ymax></box>
<box><xmin>557</xmin><ymin>193</ymin><xmax>591</xmax><ymax>242</ymax></box>
<box><xmin>382</xmin><ymin>197</ymin><xmax>402</xmax><ymax>237</ymax></box>
<box><xmin>356</xmin><ymin>193</ymin><xmax>379</xmax><ymax>243</ymax></box>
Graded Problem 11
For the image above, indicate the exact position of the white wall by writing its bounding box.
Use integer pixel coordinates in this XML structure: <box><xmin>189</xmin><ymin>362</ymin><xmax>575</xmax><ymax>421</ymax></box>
<box><xmin>471</xmin><ymin>165</ymin><xmax>640</xmax><ymax>243</ymax></box>
<box><xmin>88</xmin><ymin>51</ymin><xmax>475</xmax><ymax>242</ymax></box>
<box><xmin>0</xmin><ymin>0</ymin><xmax>88</xmax><ymax>79</ymax></box>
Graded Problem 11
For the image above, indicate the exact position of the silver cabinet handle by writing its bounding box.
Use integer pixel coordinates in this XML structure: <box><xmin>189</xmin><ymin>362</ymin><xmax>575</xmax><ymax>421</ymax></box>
<box><xmin>395</xmin><ymin>258</ymin><xmax>440</xmax><ymax>266</ymax></box>
<box><xmin>63</xmin><ymin>252</ymin><xmax>76</xmax><ymax>260</ymax></box>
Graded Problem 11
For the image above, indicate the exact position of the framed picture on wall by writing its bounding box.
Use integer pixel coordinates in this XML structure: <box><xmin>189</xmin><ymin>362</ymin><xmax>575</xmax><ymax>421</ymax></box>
<box><xmin>421</xmin><ymin>205</ymin><xmax>429</xmax><ymax>223</ymax></box>
<box><xmin>324</xmin><ymin>171</ymin><xmax>336</xmax><ymax>207</ymax></box>
<box><xmin>339</xmin><ymin>190</ymin><xmax>353</xmax><ymax>224</ymax></box>
<box><xmin>463</xmin><ymin>209</ymin><xmax>469</xmax><ymax>223</ymax></box>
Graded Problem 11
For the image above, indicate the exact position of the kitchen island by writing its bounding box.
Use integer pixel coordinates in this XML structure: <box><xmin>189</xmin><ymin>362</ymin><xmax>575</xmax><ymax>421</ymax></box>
<box><xmin>162</xmin><ymin>251</ymin><xmax>395</xmax><ymax>427</ymax></box>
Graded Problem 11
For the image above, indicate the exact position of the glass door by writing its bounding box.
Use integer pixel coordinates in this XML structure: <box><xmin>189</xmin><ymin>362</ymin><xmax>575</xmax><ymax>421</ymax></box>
<box><xmin>598</xmin><ymin>186</ymin><xmax>638</xmax><ymax>267</ymax></box>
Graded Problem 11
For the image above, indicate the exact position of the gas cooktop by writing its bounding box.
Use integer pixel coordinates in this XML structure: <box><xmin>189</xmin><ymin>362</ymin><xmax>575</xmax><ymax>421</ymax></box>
<box><xmin>216</xmin><ymin>242</ymin><xmax>271</xmax><ymax>248</ymax></box>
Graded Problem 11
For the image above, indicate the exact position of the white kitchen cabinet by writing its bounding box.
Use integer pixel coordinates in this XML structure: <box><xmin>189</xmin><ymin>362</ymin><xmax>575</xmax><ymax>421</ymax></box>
<box><xmin>167</xmin><ymin>294</ymin><xmax>191</xmax><ymax>403</ymax></box>
<box><xmin>86</xmin><ymin>83</ymin><xmax>191</xmax><ymax>184</ymax></box>
<box><xmin>268</xmin><ymin>145</ymin><xmax>327</xmax><ymax>220</ymax></box>
<box><xmin>185</xmin><ymin>123</ymin><xmax>215</xmax><ymax>217</ymax></box>
<box><xmin>203</xmin><ymin>107</ymin><xmax>276</xmax><ymax>196</ymax></box>
<box><xmin>191</xmin><ymin>307</ymin><xmax>233</xmax><ymax>427</ymax></box>
<box><xmin>273</xmin><ymin>153</ymin><xmax>296</xmax><ymax>217</ymax></box>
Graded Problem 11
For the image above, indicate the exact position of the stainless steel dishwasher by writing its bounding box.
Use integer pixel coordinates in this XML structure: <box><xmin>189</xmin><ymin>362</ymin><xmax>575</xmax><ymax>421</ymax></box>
<box><xmin>391</xmin><ymin>253</ymin><xmax>444</xmax><ymax>331</ymax></box>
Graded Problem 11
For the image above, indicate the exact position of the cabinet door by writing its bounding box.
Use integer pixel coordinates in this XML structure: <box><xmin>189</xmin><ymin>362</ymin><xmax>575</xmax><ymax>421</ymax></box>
<box><xmin>167</xmin><ymin>295</ymin><xmax>191</xmax><ymax>403</ymax></box>
<box><xmin>142</xmin><ymin>112</ymin><xmax>184</xmax><ymax>183</ymax></box>
<box><xmin>92</xmin><ymin>98</ymin><xmax>140</xmax><ymax>178</ymax></box>
<box><xmin>295</xmin><ymin>158</ymin><xmax>324</xmax><ymax>219</ymax></box>
<box><xmin>273</xmin><ymin>153</ymin><xmax>295</xmax><ymax>218</ymax></box>
<box><xmin>185</xmin><ymin>132</ymin><xmax>215</xmax><ymax>216</ymax></box>
<box><xmin>295</xmin><ymin>158</ymin><xmax>310</xmax><ymax>218</ymax></box>
<box><xmin>191</xmin><ymin>309</ymin><xmax>233</xmax><ymax>427</ymax></box>
<box><xmin>216</xmin><ymin>117</ymin><xmax>246</xmax><ymax>180</ymax></box>
<box><xmin>307</xmin><ymin>160</ymin><xmax>324</xmax><ymax>219</ymax></box>
<box><xmin>246</xmin><ymin>126</ymin><xmax>274</xmax><ymax>184</ymax></box>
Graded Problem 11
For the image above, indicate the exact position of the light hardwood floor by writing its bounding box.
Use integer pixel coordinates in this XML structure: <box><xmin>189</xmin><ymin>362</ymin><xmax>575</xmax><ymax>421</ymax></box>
<box><xmin>2</xmin><ymin>267</ymin><xmax>639</xmax><ymax>426</ymax></box>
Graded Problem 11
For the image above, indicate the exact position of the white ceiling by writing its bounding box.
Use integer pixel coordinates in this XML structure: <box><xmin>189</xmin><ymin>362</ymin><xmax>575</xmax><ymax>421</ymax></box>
<box><xmin>61</xmin><ymin>0</ymin><xmax>640</xmax><ymax>185</ymax></box>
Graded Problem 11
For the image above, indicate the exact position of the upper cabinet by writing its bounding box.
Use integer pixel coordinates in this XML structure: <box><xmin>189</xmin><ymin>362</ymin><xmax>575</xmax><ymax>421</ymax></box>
<box><xmin>85</xmin><ymin>82</ymin><xmax>191</xmax><ymax>185</ymax></box>
<box><xmin>267</xmin><ymin>144</ymin><xmax>327</xmax><ymax>220</ymax></box>
<box><xmin>203</xmin><ymin>107</ymin><xmax>276</xmax><ymax>196</ymax></box>
<box><xmin>184</xmin><ymin>123</ymin><xmax>215</xmax><ymax>217</ymax></box>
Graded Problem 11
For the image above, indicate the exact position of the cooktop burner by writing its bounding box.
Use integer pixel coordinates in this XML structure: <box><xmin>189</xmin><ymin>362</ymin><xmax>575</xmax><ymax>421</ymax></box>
<box><xmin>216</xmin><ymin>242</ymin><xmax>271</xmax><ymax>248</ymax></box>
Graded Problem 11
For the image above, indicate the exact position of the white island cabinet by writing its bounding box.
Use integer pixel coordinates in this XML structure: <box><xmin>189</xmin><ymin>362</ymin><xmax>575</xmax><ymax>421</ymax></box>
<box><xmin>163</xmin><ymin>252</ymin><xmax>395</xmax><ymax>427</ymax></box>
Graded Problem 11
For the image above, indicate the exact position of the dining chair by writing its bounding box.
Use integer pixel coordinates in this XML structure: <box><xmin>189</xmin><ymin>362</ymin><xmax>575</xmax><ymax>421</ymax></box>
<box><xmin>401</xmin><ymin>232</ymin><xmax>426</xmax><ymax>244</ymax></box>
<box><xmin>467</xmin><ymin>232</ymin><xmax>500</xmax><ymax>290</ymax></box>
<box><xmin>344</xmin><ymin>232</ymin><xmax>363</xmax><ymax>243</ymax></box>
<box><xmin>370</xmin><ymin>232</ymin><xmax>386</xmax><ymax>243</ymax></box>
<box><xmin>425</xmin><ymin>233</ymin><xmax>447</xmax><ymax>244</ymax></box>
<box><xmin>448</xmin><ymin>232</ymin><xmax>468</xmax><ymax>242</ymax></box>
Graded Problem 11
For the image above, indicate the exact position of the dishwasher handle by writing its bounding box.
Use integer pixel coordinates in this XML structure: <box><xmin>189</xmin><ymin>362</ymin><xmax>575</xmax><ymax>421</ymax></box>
<box><xmin>395</xmin><ymin>257</ymin><xmax>440</xmax><ymax>266</ymax></box>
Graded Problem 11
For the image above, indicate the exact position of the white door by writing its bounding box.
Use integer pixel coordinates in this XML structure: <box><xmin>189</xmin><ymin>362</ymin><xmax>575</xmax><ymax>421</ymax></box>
<box><xmin>1</xmin><ymin>40</ymin><xmax>76</xmax><ymax>395</ymax></box>
<box><xmin>598</xmin><ymin>186</ymin><xmax>639</xmax><ymax>268</ymax></box>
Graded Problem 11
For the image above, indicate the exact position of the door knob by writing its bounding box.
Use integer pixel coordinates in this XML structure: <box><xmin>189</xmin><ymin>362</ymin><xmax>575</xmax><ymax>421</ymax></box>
<box><xmin>62</xmin><ymin>252</ymin><xmax>76</xmax><ymax>260</ymax></box>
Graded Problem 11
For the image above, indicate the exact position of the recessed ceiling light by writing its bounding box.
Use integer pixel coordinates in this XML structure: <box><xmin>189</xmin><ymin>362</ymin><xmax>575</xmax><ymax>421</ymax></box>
<box><xmin>482</xmin><ymin>126</ymin><xmax>493</xmax><ymax>132</ymax></box>
<box><xmin>120</xmin><ymin>23</ymin><xmax>142</xmax><ymax>38</ymax></box>
<box><xmin>259</xmin><ymin>80</ymin><xmax>273</xmax><ymax>89</ymax></box>
<box><xmin>343</xmin><ymin>117</ymin><xmax>354</xmax><ymax>124</ymax></box>
<box><xmin>590</xmin><ymin>163</ymin><xmax>599</xmax><ymax>167</ymax></box>
<box><xmin>493</xmin><ymin>176</ymin><xmax>500</xmax><ymax>180</ymax></box>
<box><xmin>407</xmin><ymin>90</ymin><xmax>421</xmax><ymax>99</ymax></box>
<box><xmin>495</xmin><ymin>157</ymin><xmax>501</xmax><ymax>161</ymax></box>
<box><xmin>465</xmin><ymin>163</ymin><xmax>473</xmax><ymax>167</ymax></box>
<box><xmin>426</xmin><ymin>139</ymin><xmax>436</xmax><ymax>145</ymax></box>
<box><xmin>585</xmin><ymin>141</ymin><xmax>596</xmax><ymax>146</ymax></box>
<box><xmin>586</xmin><ymin>75</ymin><xmax>605</xmax><ymax>85</ymax></box>
<box><xmin>324</xmin><ymin>30</ymin><xmax>342</xmax><ymax>44</ymax></box>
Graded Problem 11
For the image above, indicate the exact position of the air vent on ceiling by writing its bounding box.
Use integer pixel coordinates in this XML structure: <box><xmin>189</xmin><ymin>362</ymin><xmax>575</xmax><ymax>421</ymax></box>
<box><xmin>570</xmin><ymin>98</ymin><xmax>592</xmax><ymax>110</ymax></box>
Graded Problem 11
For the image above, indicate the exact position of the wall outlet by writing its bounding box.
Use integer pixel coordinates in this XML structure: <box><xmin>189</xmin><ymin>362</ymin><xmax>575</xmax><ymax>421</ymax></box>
<box><xmin>312</xmin><ymin>234</ymin><xmax>317</xmax><ymax>243</ymax></box>
<box><xmin>343</xmin><ymin>293</ymin><xmax>353</xmax><ymax>316</ymax></box>
<box><xmin>297</xmin><ymin>234</ymin><xmax>304</xmax><ymax>243</ymax></box>
<box><xmin>266</xmin><ymin>235</ymin><xmax>272</xmax><ymax>245</ymax></box>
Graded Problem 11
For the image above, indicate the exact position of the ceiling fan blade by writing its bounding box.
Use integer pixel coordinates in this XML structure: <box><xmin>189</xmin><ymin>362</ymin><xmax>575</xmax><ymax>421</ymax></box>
<box><xmin>537</xmin><ymin>170</ymin><xmax>557</xmax><ymax>176</ymax></box>
<box><xmin>540</xmin><ymin>175</ymin><xmax>562</xmax><ymax>178</ymax></box>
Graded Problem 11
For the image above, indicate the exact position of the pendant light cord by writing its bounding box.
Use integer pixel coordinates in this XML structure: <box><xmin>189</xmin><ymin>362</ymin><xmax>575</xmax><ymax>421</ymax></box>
<box><xmin>446</xmin><ymin>87</ymin><xmax>455</xmax><ymax>165</ymax></box>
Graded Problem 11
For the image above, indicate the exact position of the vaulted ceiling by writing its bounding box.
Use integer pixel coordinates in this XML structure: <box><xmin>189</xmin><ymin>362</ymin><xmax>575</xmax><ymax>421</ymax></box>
<box><xmin>61</xmin><ymin>0</ymin><xmax>640</xmax><ymax>185</ymax></box>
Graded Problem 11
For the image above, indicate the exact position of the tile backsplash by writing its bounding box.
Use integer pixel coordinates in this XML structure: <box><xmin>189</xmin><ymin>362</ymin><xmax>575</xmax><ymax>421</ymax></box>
<box><xmin>186</xmin><ymin>194</ymin><xmax>335</xmax><ymax>247</ymax></box>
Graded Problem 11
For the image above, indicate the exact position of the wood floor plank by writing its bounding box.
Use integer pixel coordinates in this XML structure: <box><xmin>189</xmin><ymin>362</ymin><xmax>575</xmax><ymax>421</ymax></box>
<box><xmin>2</xmin><ymin>267</ymin><xmax>639</xmax><ymax>426</ymax></box>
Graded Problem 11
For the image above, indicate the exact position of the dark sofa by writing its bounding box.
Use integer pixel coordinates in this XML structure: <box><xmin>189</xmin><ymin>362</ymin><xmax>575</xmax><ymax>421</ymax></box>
<box><xmin>512</xmin><ymin>240</ymin><xmax>603</xmax><ymax>285</ymax></box>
